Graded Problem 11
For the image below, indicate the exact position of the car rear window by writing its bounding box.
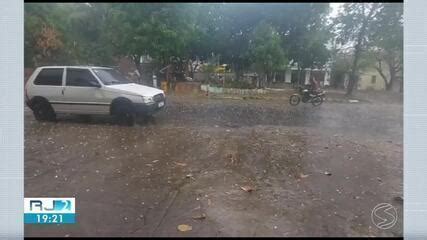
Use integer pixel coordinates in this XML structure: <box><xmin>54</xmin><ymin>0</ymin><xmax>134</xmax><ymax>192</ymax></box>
<box><xmin>34</xmin><ymin>68</ymin><xmax>64</xmax><ymax>86</ymax></box>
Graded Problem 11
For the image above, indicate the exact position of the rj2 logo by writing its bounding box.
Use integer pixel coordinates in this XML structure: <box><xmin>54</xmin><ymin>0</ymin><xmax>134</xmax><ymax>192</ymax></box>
<box><xmin>30</xmin><ymin>199</ymin><xmax>72</xmax><ymax>211</ymax></box>
<box><xmin>24</xmin><ymin>198</ymin><xmax>75</xmax><ymax>224</ymax></box>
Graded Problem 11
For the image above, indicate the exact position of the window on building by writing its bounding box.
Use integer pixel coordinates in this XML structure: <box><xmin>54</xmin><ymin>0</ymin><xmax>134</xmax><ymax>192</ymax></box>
<box><xmin>371</xmin><ymin>75</ymin><xmax>377</xmax><ymax>84</ymax></box>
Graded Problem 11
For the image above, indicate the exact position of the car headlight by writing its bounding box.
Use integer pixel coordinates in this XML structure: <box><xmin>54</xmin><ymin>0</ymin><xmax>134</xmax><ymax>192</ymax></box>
<box><xmin>142</xmin><ymin>96</ymin><xmax>154</xmax><ymax>104</ymax></box>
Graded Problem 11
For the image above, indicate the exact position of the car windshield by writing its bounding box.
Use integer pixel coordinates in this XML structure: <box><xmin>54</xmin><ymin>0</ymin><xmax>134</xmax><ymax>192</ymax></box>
<box><xmin>92</xmin><ymin>68</ymin><xmax>131</xmax><ymax>85</ymax></box>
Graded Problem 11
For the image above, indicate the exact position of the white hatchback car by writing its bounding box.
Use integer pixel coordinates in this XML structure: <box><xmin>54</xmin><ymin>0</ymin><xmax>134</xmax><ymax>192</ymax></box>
<box><xmin>25</xmin><ymin>66</ymin><xmax>166</xmax><ymax>126</ymax></box>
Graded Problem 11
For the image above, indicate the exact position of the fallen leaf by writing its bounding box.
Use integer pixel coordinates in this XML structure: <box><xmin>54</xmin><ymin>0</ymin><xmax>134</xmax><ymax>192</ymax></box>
<box><xmin>177</xmin><ymin>224</ymin><xmax>192</xmax><ymax>232</ymax></box>
<box><xmin>175</xmin><ymin>162</ymin><xmax>187</xmax><ymax>167</ymax></box>
<box><xmin>240</xmin><ymin>185</ymin><xmax>255</xmax><ymax>192</ymax></box>
<box><xmin>300</xmin><ymin>173</ymin><xmax>309</xmax><ymax>178</ymax></box>
<box><xmin>192</xmin><ymin>213</ymin><xmax>206</xmax><ymax>220</ymax></box>
<box><xmin>324</xmin><ymin>171</ymin><xmax>332</xmax><ymax>176</ymax></box>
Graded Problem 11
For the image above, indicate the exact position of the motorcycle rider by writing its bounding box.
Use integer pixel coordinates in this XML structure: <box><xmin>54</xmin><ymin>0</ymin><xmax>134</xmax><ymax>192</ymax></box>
<box><xmin>309</xmin><ymin>72</ymin><xmax>321</xmax><ymax>94</ymax></box>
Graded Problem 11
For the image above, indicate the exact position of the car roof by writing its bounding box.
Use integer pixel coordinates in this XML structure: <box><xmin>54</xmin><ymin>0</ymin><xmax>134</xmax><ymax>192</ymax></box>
<box><xmin>38</xmin><ymin>66</ymin><xmax>114</xmax><ymax>70</ymax></box>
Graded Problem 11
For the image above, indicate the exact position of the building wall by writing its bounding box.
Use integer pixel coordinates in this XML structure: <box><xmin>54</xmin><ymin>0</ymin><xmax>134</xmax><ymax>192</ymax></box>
<box><xmin>357</xmin><ymin>67</ymin><xmax>387</xmax><ymax>91</ymax></box>
<box><xmin>285</xmin><ymin>70</ymin><xmax>292</xmax><ymax>83</ymax></box>
<box><xmin>324</xmin><ymin>71</ymin><xmax>330</xmax><ymax>86</ymax></box>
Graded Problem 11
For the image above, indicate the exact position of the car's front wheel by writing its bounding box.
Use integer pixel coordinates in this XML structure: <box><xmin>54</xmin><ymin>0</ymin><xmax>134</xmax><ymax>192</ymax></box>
<box><xmin>112</xmin><ymin>102</ymin><xmax>135</xmax><ymax>126</ymax></box>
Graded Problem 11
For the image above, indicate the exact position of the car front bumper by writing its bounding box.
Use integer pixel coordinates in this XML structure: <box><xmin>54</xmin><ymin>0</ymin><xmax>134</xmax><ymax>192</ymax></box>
<box><xmin>133</xmin><ymin>100</ymin><xmax>166</xmax><ymax>116</ymax></box>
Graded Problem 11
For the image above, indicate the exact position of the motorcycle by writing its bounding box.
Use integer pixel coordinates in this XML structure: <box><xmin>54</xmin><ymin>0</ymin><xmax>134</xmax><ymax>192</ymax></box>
<box><xmin>289</xmin><ymin>87</ymin><xmax>326</xmax><ymax>106</ymax></box>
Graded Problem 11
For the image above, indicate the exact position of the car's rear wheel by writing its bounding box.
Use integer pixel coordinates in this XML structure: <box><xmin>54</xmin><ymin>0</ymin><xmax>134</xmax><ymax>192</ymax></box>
<box><xmin>112</xmin><ymin>102</ymin><xmax>135</xmax><ymax>126</ymax></box>
<box><xmin>32</xmin><ymin>100</ymin><xmax>56</xmax><ymax>122</ymax></box>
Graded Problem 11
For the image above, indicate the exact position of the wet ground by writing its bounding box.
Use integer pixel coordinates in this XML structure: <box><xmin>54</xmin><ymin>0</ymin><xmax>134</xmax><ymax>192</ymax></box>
<box><xmin>25</xmin><ymin>91</ymin><xmax>403</xmax><ymax>237</ymax></box>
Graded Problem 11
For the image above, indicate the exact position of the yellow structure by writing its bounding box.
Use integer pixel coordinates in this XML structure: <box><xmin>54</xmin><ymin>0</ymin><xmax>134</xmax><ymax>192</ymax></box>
<box><xmin>357</xmin><ymin>67</ymin><xmax>386</xmax><ymax>91</ymax></box>
<box><xmin>344</xmin><ymin>65</ymin><xmax>391</xmax><ymax>91</ymax></box>
<box><xmin>161</xmin><ymin>81</ymin><xmax>169</xmax><ymax>94</ymax></box>
<box><xmin>214</xmin><ymin>64</ymin><xmax>228</xmax><ymax>73</ymax></box>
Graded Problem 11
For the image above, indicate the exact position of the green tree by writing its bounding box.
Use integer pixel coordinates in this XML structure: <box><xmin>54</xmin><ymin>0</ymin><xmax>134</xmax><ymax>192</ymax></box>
<box><xmin>329</xmin><ymin>44</ymin><xmax>352</xmax><ymax>89</ymax></box>
<box><xmin>191</xmin><ymin>3</ymin><xmax>331</xmax><ymax>83</ymax></box>
<box><xmin>106</xmin><ymin>3</ymin><xmax>195</xmax><ymax>85</ymax></box>
<box><xmin>334</xmin><ymin>3</ymin><xmax>381</xmax><ymax>95</ymax></box>
<box><xmin>281</xmin><ymin>3</ymin><xmax>331</xmax><ymax>84</ymax></box>
<box><xmin>25</xmin><ymin>3</ymin><xmax>114</xmax><ymax>67</ymax></box>
<box><xmin>369</xmin><ymin>3</ymin><xmax>403</xmax><ymax>91</ymax></box>
<box><xmin>211</xmin><ymin>4</ymin><xmax>263</xmax><ymax>80</ymax></box>
<box><xmin>24</xmin><ymin>3</ymin><xmax>334</xmax><ymax>88</ymax></box>
<box><xmin>24</xmin><ymin>3</ymin><xmax>68</xmax><ymax>67</ymax></box>
<box><xmin>65</xmin><ymin>3</ymin><xmax>115</xmax><ymax>65</ymax></box>
<box><xmin>248</xmin><ymin>22</ymin><xmax>288</xmax><ymax>87</ymax></box>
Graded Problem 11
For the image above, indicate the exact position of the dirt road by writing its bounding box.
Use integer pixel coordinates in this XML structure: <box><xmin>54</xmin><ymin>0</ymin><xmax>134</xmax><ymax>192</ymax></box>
<box><xmin>25</xmin><ymin>93</ymin><xmax>403</xmax><ymax>237</ymax></box>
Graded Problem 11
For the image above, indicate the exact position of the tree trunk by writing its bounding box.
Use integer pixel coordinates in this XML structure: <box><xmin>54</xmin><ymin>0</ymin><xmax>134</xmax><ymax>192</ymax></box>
<box><xmin>376</xmin><ymin>63</ymin><xmax>390</xmax><ymax>91</ymax></box>
<box><xmin>132</xmin><ymin>55</ymin><xmax>144</xmax><ymax>85</ymax></box>
<box><xmin>387</xmin><ymin>59</ymin><xmax>398</xmax><ymax>91</ymax></box>
<box><xmin>347</xmin><ymin>39</ymin><xmax>362</xmax><ymax>96</ymax></box>
<box><xmin>234</xmin><ymin>63</ymin><xmax>242</xmax><ymax>81</ymax></box>
<box><xmin>272</xmin><ymin>72</ymin><xmax>276</xmax><ymax>85</ymax></box>
<box><xmin>267</xmin><ymin>72</ymin><xmax>272</xmax><ymax>87</ymax></box>
<box><xmin>190</xmin><ymin>61</ymin><xmax>194</xmax><ymax>79</ymax></box>
<box><xmin>386</xmin><ymin>74</ymin><xmax>394</xmax><ymax>91</ymax></box>
<box><xmin>297</xmin><ymin>65</ymin><xmax>303</xmax><ymax>86</ymax></box>
<box><xmin>346</xmin><ymin>4</ymin><xmax>377</xmax><ymax>96</ymax></box>
<box><xmin>189</xmin><ymin>59</ymin><xmax>199</xmax><ymax>79</ymax></box>
<box><xmin>347</xmin><ymin>72</ymin><xmax>358</xmax><ymax>95</ymax></box>
<box><xmin>377</xmin><ymin>57</ymin><xmax>398</xmax><ymax>91</ymax></box>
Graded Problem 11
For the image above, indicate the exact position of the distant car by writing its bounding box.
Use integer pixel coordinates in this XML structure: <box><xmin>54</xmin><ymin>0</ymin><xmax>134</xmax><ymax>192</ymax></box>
<box><xmin>25</xmin><ymin>66</ymin><xmax>166</xmax><ymax>126</ymax></box>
